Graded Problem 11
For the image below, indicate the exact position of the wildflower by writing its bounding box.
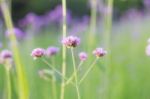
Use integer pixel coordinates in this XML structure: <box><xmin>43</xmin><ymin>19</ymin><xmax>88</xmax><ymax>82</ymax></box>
<box><xmin>0</xmin><ymin>50</ymin><xmax>12</xmax><ymax>64</ymax></box>
<box><xmin>0</xmin><ymin>42</ymin><xmax>2</xmax><ymax>48</ymax></box>
<box><xmin>79</xmin><ymin>52</ymin><xmax>88</xmax><ymax>61</ymax></box>
<box><xmin>31</xmin><ymin>48</ymin><xmax>45</xmax><ymax>59</ymax></box>
<box><xmin>93</xmin><ymin>48</ymin><xmax>107</xmax><ymax>57</ymax></box>
<box><xmin>46</xmin><ymin>47</ymin><xmax>59</xmax><ymax>57</ymax></box>
<box><xmin>62</xmin><ymin>36</ymin><xmax>80</xmax><ymax>48</ymax></box>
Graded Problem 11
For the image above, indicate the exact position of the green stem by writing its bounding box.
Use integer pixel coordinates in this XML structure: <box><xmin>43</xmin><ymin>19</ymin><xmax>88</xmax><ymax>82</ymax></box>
<box><xmin>0</xmin><ymin>1</ymin><xmax>28</xmax><ymax>99</ymax></box>
<box><xmin>71</xmin><ymin>48</ymin><xmax>80</xmax><ymax>99</ymax></box>
<box><xmin>41</xmin><ymin>58</ymin><xmax>75</xmax><ymax>86</ymax></box>
<box><xmin>5</xmin><ymin>63</ymin><xmax>11</xmax><ymax>99</ymax></box>
<box><xmin>61</xmin><ymin>0</ymin><xmax>67</xmax><ymax>99</ymax></box>
<box><xmin>65</xmin><ymin>61</ymin><xmax>83</xmax><ymax>85</ymax></box>
<box><xmin>51</xmin><ymin>57</ymin><xmax>57</xmax><ymax>99</ymax></box>
<box><xmin>79</xmin><ymin>58</ymin><xmax>98</xmax><ymax>84</ymax></box>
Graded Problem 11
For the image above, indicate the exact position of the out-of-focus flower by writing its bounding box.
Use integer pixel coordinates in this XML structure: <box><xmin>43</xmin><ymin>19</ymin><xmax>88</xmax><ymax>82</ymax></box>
<box><xmin>146</xmin><ymin>44</ymin><xmax>150</xmax><ymax>56</ymax></box>
<box><xmin>0</xmin><ymin>50</ymin><xmax>12</xmax><ymax>64</ymax></box>
<box><xmin>79</xmin><ymin>52</ymin><xmax>88</xmax><ymax>61</ymax></box>
<box><xmin>93</xmin><ymin>48</ymin><xmax>107</xmax><ymax>57</ymax></box>
<box><xmin>5</xmin><ymin>28</ymin><xmax>26</xmax><ymax>39</ymax></box>
<box><xmin>46</xmin><ymin>47</ymin><xmax>59</xmax><ymax>57</ymax></box>
<box><xmin>44</xmin><ymin>5</ymin><xmax>72</xmax><ymax>25</ymax></box>
<box><xmin>121</xmin><ymin>9</ymin><xmax>143</xmax><ymax>21</ymax></box>
<box><xmin>19</xmin><ymin>13</ymin><xmax>45</xmax><ymax>29</ymax></box>
<box><xmin>31</xmin><ymin>48</ymin><xmax>45</xmax><ymax>59</ymax></box>
<box><xmin>62</xmin><ymin>36</ymin><xmax>80</xmax><ymax>48</ymax></box>
<box><xmin>144</xmin><ymin>0</ymin><xmax>150</xmax><ymax>8</ymax></box>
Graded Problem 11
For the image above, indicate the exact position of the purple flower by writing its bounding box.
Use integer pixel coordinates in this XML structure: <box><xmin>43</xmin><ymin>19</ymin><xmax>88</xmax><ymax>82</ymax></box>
<box><xmin>46</xmin><ymin>47</ymin><xmax>59</xmax><ymax>57</ymax></box>
<box><xmin>5</xmin><ymin>28</ymin><xmax>25</xmax><ymax>39</ymax></box>
<box><xmin>0</xmin><ymin>50</ymin><xmax>12</xmax><ymax>64</ymax></box>
<box><xmin>31</xmin><ymin>48</ymin><xmax>45</xmax><ymax>59</ymax></box>
<box><xmin>79</xmin><ymin>52</ymin><xmax>88</xmax><ymax>61</ymax></box>
<box><xmin>146</xmin><ymin>44</ymin><xmax>150</xmax><ymax>56</ymax></box>
<box><xmin>62</xmin><ymin>36</ymin><xmax>80</xmax><ymax>48</ymax></box>
<box><xmin>144</xmin><ymin>0</ymin><xmax>150</xmax><ymax>8</ymax></box>
<box><xmin>93</xmin><ymin>48</ymin><xmax>107</xmax><ymax>57</ymax></box>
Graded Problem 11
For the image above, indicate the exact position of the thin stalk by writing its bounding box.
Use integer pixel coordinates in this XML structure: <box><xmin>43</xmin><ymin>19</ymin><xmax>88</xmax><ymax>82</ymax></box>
<box><xmin>79</xmin><ymin>58</ymin><xmax>98</xmax><ymax>84</ymax></box>
<box><xmin>5</xmin><ymin>62</ymin><xmax>11</xmax><ymax>99</ymax></box>
<box><xmin>65</xmin><ymin>61</ymin><xmax>83</xmax><ymax>85</ymax></box>
<box><xmin>61</xmin><ymin>0</ymin><xmax>67</xmax><ymax>99</ymax></box>
<box><xmin>51</xmin><ymin>57</ymin><xmax>57</xmax><ymax>99</ymax></box>
<box><xmin>103</xmin><ymin>0</ymin><xmax>113</xmax><ymax>98</ymax></box>
<box><xmin>0</xmin><ymin>1</ymin><xmax>28</xmax><ymax>99</ymax></box>
<box><xmin>71</xmin><ymin>48</ymin><xmax>80</xmax><ymax>99</ymax></box>
<box><xmin>41</xmin><ymin>58</ymin><xmax>75</xmax><ymax>86</ymax></box>
<box><xmin>88</xmin><ymin>0</ymin><xmax>97</xmax><ymax>50</ymax></box>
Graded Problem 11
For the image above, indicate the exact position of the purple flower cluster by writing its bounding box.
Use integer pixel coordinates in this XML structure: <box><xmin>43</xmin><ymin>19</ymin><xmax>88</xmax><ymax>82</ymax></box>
<box><xmin>0</xmin><ymin>50</ymin><xmax>13</xmax><ymax>64</ymax></box>
<box><xmin>93</xmin><ymin>48</ymin><xmax>107</xmax><ymax>58</ymax></box>
<box><xmin>31</xmin><ymin>46</ymin><xmax>59</xmax><ymax>59</ymax></box>
<box><xmin>62</xmin><ymin>36</ymin><xmax>80</xmax><ymax>48</ymax></box>
<box><xmin>79</xmin><ymin>52</ymin><xmax>88</xmax><ymax>61</ymax></box>
<box><xmin>31</xmin><ymin>36</ymin><xmax>107</xmax><ymax>61</ymax></box>
<box><xmin>19</xmin><ymin>5</ymin><xmax>72</xmax><ymax>29</ymax></box>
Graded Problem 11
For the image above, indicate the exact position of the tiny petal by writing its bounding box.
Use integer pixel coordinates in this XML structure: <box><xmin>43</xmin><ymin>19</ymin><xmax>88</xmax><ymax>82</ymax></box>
<box><xmin>62</xmin><ymin>36</ymin><xmax>80</xmax><ymax>48</ymax></box>
<box><xmin>79</xmin><ymin>52</ymin><xmax>88</xmax><ymax>61</ymax></box>
<box><xmin>93</xmin><ymin>48</ymin><xmax>107</xmax><ymax>57</ymax></box>
<box><xmin>31</xmin><ymin>48</ymin><xmax>45</xmax><ymax>59</ymax></box>
<box><xmin>46</xmin><ymin>46</ymin><xmax>59</xmax><ymax>57</ymax></box>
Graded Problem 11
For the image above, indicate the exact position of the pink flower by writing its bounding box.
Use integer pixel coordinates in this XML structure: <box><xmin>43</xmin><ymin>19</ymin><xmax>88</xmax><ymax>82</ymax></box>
<box><xmin>46</xmin><ymin>47</ymin><xmax>59</xmax><ymax>57</ymax></box>
<box><xmin>93</xmin><ymin>48</ymin><xmax>107</xmax><ymax>57</ymax></box>
<box><xmin>0</xmin><ymin>50</ymin><xmax>12</xmax><ymax>64</ymax></box>
<box><xmin>31</xmin><ymin>48</ymin><xmax>45</xmax><ymax>59</ymax></box>
<box><xmin>62</xmin><ymin>36</ymin><xmax>80</xmax><ymax>48</ymax></box>
<box><xmin>79</xmin><ymin>52</ymin><xmax>88</xmax><ymax>61</ymax></box>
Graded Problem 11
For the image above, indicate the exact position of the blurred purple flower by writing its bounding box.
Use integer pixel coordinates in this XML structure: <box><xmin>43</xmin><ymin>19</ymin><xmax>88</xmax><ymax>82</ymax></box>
<box><xmin>69</xmin><ymin>16</ymin><xmax>89</xmax><ymax>34</ymax></box>
<box><xmin>62</xmin><ymin>36</ymin><xmax>80</xmax><ymax>48</ymax></box>
<box><xmin>121</xmin><ymin>9</ymin><xmax>143</xmax><ymax>21</ymax></box>
<box><xmin>79</xmin><ymin>52</ymin><xmax>88</xmax><ymax>61</ymax></box>
<box><xmin>19</xmin><ymin>13</ymin><xmax>45</xmax><ymax>29</ymax></box>
<box><xmin>46</xmin><ymin>46</ymin><xmax>59</xmax><ymax>57</ymax></box>
<box><xmin>44</xmin><ymin>5</ymin><xmax>72</xmax><ymax>25</ymax></box>
<box><xmin>5</xmin><ymin>27</ymin><xmax>26</xmax><ymax>39</ymax></box>
<box><xmin>0</xmin><ymin>50</ymin><xmax>12</xmax><ymax>64</ymax></box>
<box><xmin>93</xmin><ymin>48</ymin><xmax>107</xmax><ymax>58</ymax></box>
<box><xmin>31</xmin><ymin>48</ymin><xmax>45</xmax><ymax>59</ymax></box>
<box><xmin>144</xmin><ymin>0</ymin><xmax>150</xmax><ymax>8</ymax></box>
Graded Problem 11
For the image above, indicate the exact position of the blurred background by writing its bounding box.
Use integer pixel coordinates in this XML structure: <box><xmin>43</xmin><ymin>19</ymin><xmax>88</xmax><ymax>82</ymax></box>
<box><xmin>0</xmin><ymin>0</ymin><xmax>150</xmax><ymax>99</ymax></box>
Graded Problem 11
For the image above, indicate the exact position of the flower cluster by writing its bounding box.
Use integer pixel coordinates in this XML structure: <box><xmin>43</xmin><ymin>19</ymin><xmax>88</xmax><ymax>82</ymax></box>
<box><xmin>62</xmin><ymin>36</ymin><xmax>80</xmax><ymax>48</ymax></box>
<box><xmin>31</xmin><ymin>46</ymin><xmax>59</xmax><ymax>59</ymax></box>
<box><xmin>0</xmin><ymin>50</ymin><xmax>13</xmax><ymax>64</ymax></box>
<box><xmin>31</xmin><ymin>36</ymin><xmax>107</xmax><ymax>60</ymax></box>
<box><xmin>93</xmin><ymin>48</ymin><xmax>107</xmax><ymax>58</ymax></box>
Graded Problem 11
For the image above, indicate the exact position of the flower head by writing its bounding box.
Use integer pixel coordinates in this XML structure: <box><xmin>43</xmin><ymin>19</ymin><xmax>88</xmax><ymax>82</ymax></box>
<box><xmin>46</xmin><ymin>46</ymin><xmax>59</xmax><ymax>57</ymax></box>
<box><xmin>62</xmin><ymin>36</ymin><xmax>80</xmax><ymax>48</ymax></box>
<box><xmin>0</xmin><ymin>50</ymin><xmax>13</xmax><ymax>64</ymax></box>
<box><xmin>31</xmin><ymin>48</ymin><xmax>45</xmax><ymax>59</ymax></box>
<box><xmin>79</xmin><ymin>52</ymin><xmax>88</xmax><ymax>61</ymax></box>
<box><xmin>93</xmin><ymin>48</ymin><xmax>107</xmax><ymax>57</ymax></box>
